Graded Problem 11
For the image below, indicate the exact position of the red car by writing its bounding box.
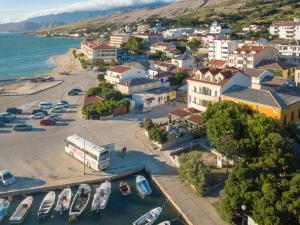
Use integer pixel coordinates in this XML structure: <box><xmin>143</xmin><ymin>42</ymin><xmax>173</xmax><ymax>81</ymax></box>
<box><xmin>40</xmin><ymin>118</ymin><xmax>56</xmax><ymax>126</ymax></box>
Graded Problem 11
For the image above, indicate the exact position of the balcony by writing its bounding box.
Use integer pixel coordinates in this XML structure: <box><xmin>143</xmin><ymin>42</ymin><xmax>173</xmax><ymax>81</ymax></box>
<box><xmin>190</xmin><ymin>91</ymin><xmax>220</xmax><ymax>102</ymax></box>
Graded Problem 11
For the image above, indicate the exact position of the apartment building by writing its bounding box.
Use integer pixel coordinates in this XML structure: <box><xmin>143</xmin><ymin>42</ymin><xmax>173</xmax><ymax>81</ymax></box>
<box><xmin>268</xmin><ymin>39</ymin><xmax>300</xmax><ymax>65</ymax></box>
<box><xmin>187</xmin><ymin>68</ymin><xmax>250</xmax><ymax>111</ymax></box>
<box><xmin>133</xmin><ymin>33</ymin><xmax>163</xmax><ymax>46</ymax></box>
<box><xmin>269</xmin><ymin>17</ymin><xmax>300</xmax><ymax>40</ymax></box>
<box><xmin>228</xmin><ymin>45</ymin><xmax>279</xmax><ymax>69</ymax></box>
<box><xmin>208</xmin><ymin>38</ymin><xmax>242</xmax><ymax>61</ymax></box>
<box><xmin>110</xmin><ymin>33</ymin><xmax>131</xmax><ymax>48</ymax></box>
<box><xmin>81</xmin><ymin>40</ymin><xmax>117</xmax><ymax>61</ymax></box>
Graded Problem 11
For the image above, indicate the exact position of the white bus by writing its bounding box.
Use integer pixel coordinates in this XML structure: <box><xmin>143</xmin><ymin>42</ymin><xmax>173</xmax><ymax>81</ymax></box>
<box><xmin>65</xmin><ymin>135</ymin><xmax>114</xmax><ymax>171</ymax></box>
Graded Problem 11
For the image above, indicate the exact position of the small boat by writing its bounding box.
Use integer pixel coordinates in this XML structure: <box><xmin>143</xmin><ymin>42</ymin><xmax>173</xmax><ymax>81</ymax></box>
<box><xmin>9</xmin><ymin>196</ymin><xmax>33</xmax><ymax>224</ymax></box>
<box><xmin>136</xmin><ymin>175</ymin><xmax>152</xmax><ymax>196</ymax></box>
<box><xmin>55</xmin><ymin>187</ymin><xmax>72</xmax><ymax>214</ymax></box>
<box><xmin>158</xmin><ymin>221</ymin><xmax>171</xmax><ymax>225</ymax></box>
<box><xmin>119</xmin><ymin>181</ymin><xmax>131</xmax><ymax>196</ymax></box>
<box><xmin>91</xmin><ymin>180</ymin><xmax>111</xmax><ymax>212</ymax></box>
<box><xmin>133</xmin><ymin>207</ymin><xmax>162</xmax><ymax>225</ymax></box>
<box><xmin>69</xmin><ymin>184</ymin><xmax>91</xmax><ymax>217</ymax></box>
<box><xmin>0</xmin><ymin>198</ymin><xmax>10</xmax><ymax>222</ymax></box>
<box><xmin>38</xmin><ymin>191</ymin><xmax>56</xmax><ymax>219</ymax></box>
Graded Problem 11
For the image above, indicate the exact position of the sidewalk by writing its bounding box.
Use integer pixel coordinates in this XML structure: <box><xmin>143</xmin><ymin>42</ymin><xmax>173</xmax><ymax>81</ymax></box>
<box><xmin>136</xmin><ymin>129</ymin><xmax>227</xmax><ymax>225</ymax></box>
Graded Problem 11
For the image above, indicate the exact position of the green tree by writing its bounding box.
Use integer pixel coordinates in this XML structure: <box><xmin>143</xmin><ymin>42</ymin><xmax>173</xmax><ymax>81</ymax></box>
<box><xmin>121</xmin><ymin>37</ymin><xmax>147</xmax><ymax>54</ymax></box>
<box><xmin>169</xmin><ymin>72</ymin><xmax>187</xmax><ymax>86</ymax></box>
<box><xmin>186</xmin><ymin>39</ymin><xmax>200</xmax><ymax>52</ymax></box>
<box><xmin>148</xmin><ymin>125</ymin><xmax>168</xmax><ymax>144</ymax></box>
<box><xmin>86</xmin><ymin>87</ymin><xmax>101</xmax><ymax>97</ymax></box>
<box><xmin>97</xmin><ymin>73</ymin><xmax>105</xmax><ymax>82</ymax></box>
<box><xmin>179</xmin><ymin>151</ymin><xmax>211</xmax><ymax>195</ymax></box>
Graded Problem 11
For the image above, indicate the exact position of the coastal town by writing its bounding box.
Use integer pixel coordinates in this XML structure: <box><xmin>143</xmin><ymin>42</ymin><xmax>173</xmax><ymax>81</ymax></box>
<box><xmin>1</xmin><ymin>1</ymin><xmax>300</xmax><ymax>225</ymax></box>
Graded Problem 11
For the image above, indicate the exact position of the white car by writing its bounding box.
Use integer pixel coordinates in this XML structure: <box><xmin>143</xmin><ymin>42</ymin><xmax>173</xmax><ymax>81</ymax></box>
<box><xmin>0</xmin><ymin>112</ymin><xmax>16</xmax><ymax>120</ymax></box>
<box><xmin>50</xmin><ymin>106</ymin><xmax>64</xmax><ymax>113</ymax></box>
<box><xmin>39</xmin><ymin>102</ymin><xmax>54</xmax><ymax>109</ymax></box>
<box><xmin>30</xmin><ymin>112</ymin><xmax>46</xmax><ymax>119</ymax></box>
<box><xmin>0</xmin><ymin>169</ymin><xmax>15</xmax><ymax>186</ymax></box>
<box><xmin>56</xmin><ymin>102</ymin><xmax>68</xmax><ymax>108</ymax></box>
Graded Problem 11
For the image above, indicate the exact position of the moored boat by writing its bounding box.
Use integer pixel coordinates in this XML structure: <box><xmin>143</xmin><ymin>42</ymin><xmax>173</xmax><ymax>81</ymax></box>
<box><xmin>158</xmin><ymin>221</ymin><xmax>171</xmax><ymax>225</ymax></box>
<box><xmin>0</xmin><ymin>198</ymin><xmax>10</xmax><ymax>222</ymax></box>
<box><xmin>119</xmin><ymin>181</ymin><xmax>131</xmax><ymax>196</ymax></box>
<box><xmin>91</xmin><ymin>180</ymin><xmax>111</xmax><ymax>212</ymax></box>
<box><xmin>133</xmin><ymin>207</ymin><xmax>162</xmax><ymax>225</ymax></box>
<box><xmin>136</xmin><ymin>175</ymin><xmax>152</xmax><ymax>196</ymax></box>
<box><xmin>37</xmin><ymin>191</ymin><xmax>56</xmax><ymax>219</ymax></box>
<box><xmin>69</xmin><ymin>184</ymin><xmax>91</xmax><ymax>218</ymax></box>
<box><xmin>9</xmin><ymin>196</ymin><xmax>33</xmax><ymax>224</ymax></box>
<box><xmin>54</xmin><ymin>187</ymin><xmax>72</xmax><ymax>214</ymax></box>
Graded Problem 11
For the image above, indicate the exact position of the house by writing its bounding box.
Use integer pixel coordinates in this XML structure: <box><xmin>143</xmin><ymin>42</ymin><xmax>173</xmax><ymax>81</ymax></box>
<box><xmin>267</xmin><ymin>39</ymin><xmax>300</xmax><ymax>65</ymax></box>
<box><xmin>295</xmin><ymin>67</ymin><xmax>300</xmax><ymax>86</ymax></box>
<box><xmin>116</xmin><ymin>78</ymin><xmax>161</xmax><ymax>95</ymax></box>
<box><xmin>222</xmin><ymin>84</ymin><xmax>300</xmax><ymax>127</ymax></box>
<box><xmin>187</xmin><ymin>68</ymin><xmax>251</xmax><ymax>111</ymax></box>
<box><xmin>228</xmin><ymin>45</ymin><xmax>279</xmax><ymax>69</ymax></box>
<box><xmin>148</xmin><ymin>71</ymin><xmax>174</xmax><ymax>88</ymax></box>
<box><xmin>133</xmin><ymin>33</ymin><xmax>163</xmax><ymax>46</ymax></box>
<box><xmin>81</xmin><ymin>40</ymin><xmax>118</xmax><ymax>61</ymax></box>
<box><xmin>110</xmin><ymin>33</ymin><xmax>131</xmax><ymax>48</ymax></box>
<box><xmin>244</xmin><ymin>37</ymin><xmax>268</xmax><ymax>45</ymax></box>
<box><xmin>256</xmin><ymin>60</ymin><xmax>297</xmax><ymax>78</ymax></box>
<box><xmin>163</xmin><ymin>28</ymin><xmax>194</xmax><ymax>39</ymax></box>
<box><xmin>150</xmin><ymin>61</ymin><xmax>175</xmax><ymax>72</ymax></box>
<box><xmin>242</xmin><ymin>24</ymin><xmax>264</xmax><ymax>33</ymax></box>
<box><xmin>132</xmin><ymin>88</ymin><xmax>176</xmax><ymax>108</ymax></box>
<box><xmin>105</xmin><ymin>64</ymin><xmax>147</xmax><ymax>85</ymax></box>
<box><xmin>269</xmin><ymin>17</ymin><xmax>300</xmax><ymax>40</ymax></box>
<box><xmin>150</xmin><ymin>42</ymin><xmax>176</xmax><ymax>53</ymax></box>
<box><xmin>208</xmin><ymin>38</ymin><xmax>242</xmax><ymax>61</ymax></box>
<box><xmin>209</xmin><ymin>22</ymin><xmax>231</xmax><ymax>36</ymax></box>
<box><xmin>171</xmin><ymin>54</ymin><xmax>196</xmax><ymax>68</ymax></box>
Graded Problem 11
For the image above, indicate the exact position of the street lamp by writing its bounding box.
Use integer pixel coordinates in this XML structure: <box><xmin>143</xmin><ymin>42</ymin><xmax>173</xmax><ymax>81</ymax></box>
<box><xmin>83</xmin><ymin>124</ymin><xmax>86</xmax><ymax>175</ymax></box>
<box><xmin>241</xmin><ymin>205</ymin><xmax>247</xmax><ymax>225</ymax></box>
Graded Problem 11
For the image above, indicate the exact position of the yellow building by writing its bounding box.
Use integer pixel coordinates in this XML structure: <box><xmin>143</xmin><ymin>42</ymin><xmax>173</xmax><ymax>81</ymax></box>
<box><xmin>222</xmin><ymin>85</ymin><xmax>300</xmax><ymax>127</ymax></box>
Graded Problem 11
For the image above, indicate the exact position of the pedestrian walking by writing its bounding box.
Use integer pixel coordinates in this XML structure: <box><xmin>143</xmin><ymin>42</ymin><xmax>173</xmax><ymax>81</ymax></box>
<box><xmin>122</xmin><ymin>147</ymin><xmax>127</xmax><ymax>158</ymax></box>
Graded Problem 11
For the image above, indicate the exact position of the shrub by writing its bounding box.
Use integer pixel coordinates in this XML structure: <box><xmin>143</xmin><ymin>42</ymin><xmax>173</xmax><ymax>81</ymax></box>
<box><xmin>178</xmin><ymin>151</ymin><xmax>211</xmax><ymax>195</ymax></box>
<box><xmin>143</xmin><ymin>119</ymin><xmax>168</xmax><ymax>144</ymax></box>
<box><xmin>86</xmin><ymin>87</ymin><xmax>101</xmax><ymax>97</ymax></box>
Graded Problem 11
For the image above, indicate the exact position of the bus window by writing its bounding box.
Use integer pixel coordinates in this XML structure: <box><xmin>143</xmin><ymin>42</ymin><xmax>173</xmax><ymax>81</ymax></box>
<box><xmin>99</xmin><ymin>151</ymin><xmax>109</xmax><ymax>161</ymax></box>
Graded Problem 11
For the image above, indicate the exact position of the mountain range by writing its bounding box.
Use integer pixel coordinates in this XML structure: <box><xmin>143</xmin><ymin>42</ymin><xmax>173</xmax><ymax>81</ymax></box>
<box><xmin>0</xmin><ymin>1</ymin><xmax>170</xmax><ymax>33</ymax></box>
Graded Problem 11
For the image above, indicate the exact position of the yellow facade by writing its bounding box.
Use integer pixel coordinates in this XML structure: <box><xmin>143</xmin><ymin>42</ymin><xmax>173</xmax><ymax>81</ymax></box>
<box><xmin>222</xmin><ymin>96</ymin><xmax>300</xmax><ymax>127</ymax></box>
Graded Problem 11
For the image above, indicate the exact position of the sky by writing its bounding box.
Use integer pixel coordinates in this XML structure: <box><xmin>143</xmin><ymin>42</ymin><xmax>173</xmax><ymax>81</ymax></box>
<box><xmin>0</xmin><ymin>0</ymin><xmax>177</xmax><ymax>24</ymax></box>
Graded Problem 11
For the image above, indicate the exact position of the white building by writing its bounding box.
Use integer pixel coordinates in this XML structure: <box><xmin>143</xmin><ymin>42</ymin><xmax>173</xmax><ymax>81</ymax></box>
<box><xmin>105</xmin><ymin>64</ymin><xmax>147</xmax><ymax>85</ymax></box>
<box><xmin>210</xmin><ymin>22</ymin><xmax>231</xmax><ymax>36</ymax></box>
<box><xmin>163</xmin><ymin>28</ymin><xmax>194</xmax><ymax>39</ymax></box>
<box><xmin>208</xmin><ymin>38</ymin><xmax>242</xmax><ymax>61</ymax></box>
<box><xmin>116</xmin><ymin>78</ymin><xmax>161</xmax><ymax>95</ymax></box>
<box><xmin>244</xmin><ymin>37</ymin><xmax>268</xmax><ymax>45</ymax></box>
<box><xmin>110</xmin><ymin>33</ymin><xmax>131</xmax><ymax>48</ymax></box>
<box><xmin>268</xmin><ymin>39</ymin><xmax>300</xmax><ymax>65</ymax></box>
<box><xmin>295</xmin><ymin>67</ymin><xmax>300</xmax><ymax>86</ymax></box>
<box><xmin>187</xmin><ymin>68</ymin><xmax>251</xmax><ymax>111</ymax></box>
<box><xmin>81</xmin><ymin>40</ymin><xmax>117</xmax><ymax>61</ymax></box>
<box><xmin>171</xmin><ymin>54</ymin><xmax>196</xmax><ymax>68</ymax></box>
<box><xmin>150</xmin><ymin>42</ymin><xmax>176</xmax><ymax>53</ymax></box>
<box><xmin>228</xmin><ymin>45</ymin><xmax>279</xmax><ymax>69</ymax></box>
<box><xmin>269</xmin><ymin>17</ymin><xmax>300</xmax><ymax>40</ymax></box>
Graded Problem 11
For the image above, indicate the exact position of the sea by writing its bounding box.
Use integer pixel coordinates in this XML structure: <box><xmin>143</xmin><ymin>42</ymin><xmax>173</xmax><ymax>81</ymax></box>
<box><xmin>0</xmin><ymin>33</ymin><xmax>81</xmax><ymax>79</ymax></box>
<box><xmin>1</xmin><ymin>174</ymin><xmax>185</xmax><ymax>225</ymax></box>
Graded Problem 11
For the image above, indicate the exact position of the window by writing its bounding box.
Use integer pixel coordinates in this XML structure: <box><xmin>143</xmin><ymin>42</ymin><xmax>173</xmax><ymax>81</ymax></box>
<box><xmin>291</xmin><ymin>111</ymin><xmax>294</xmax><ymax>122</ymax></box>
<box><xmin>194</xmin><ymin>86</ymin><xmax>197</xmax><ymax>92</ymax></box>
<box><xmin>215</xmin><ymin>91</ymin><xmax>218</xmax><ymax>96</ymax></box>
<box><xmin>283</xmin><ymin>115</ymin><xmax>287</xmax><ymax>125</ymax></box>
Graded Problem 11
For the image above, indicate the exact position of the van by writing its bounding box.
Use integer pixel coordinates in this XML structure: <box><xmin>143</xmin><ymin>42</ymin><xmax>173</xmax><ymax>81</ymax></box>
<box><xmin>39</xmin><ymin>102</ymin><xmax>54</xmax><ymax>109</ymax></box>
<box><xmin>0</xmin><ymin>169</ymin><xmax>15</xmax><ymax>186</ymax></box>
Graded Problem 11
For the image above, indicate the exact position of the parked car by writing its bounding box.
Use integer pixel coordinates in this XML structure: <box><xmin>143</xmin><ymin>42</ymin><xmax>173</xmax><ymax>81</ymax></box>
<box><xmin>32</xmin><ymin>109</ymin><xmax>48</xmax><ymax>115</ymax></box>
<box><xmin>56</xmin><ymin>101</ymin><xmax>69</xmax><ymax>108</ymax></box>
<box><xmin>71</xmin><ymin>88</ymin><xmax>82</xmax><ymax>93</ymax></box>
<box><xmin>47</xmin><ymin>114</ymin><xmax>60</xmax><ymax>121</ymax></box>
<box><xmin>149</xmin><ymin>143</ymin><xmax>159</xmax><ymax>151</ymax></box>
<box><xmin>0</xmin><ymin>117</ymin><xmax>10</xmax><ymax>123</ymax></box>
<box><xmin>50</xmin><ymin>106</ymin><xmax>64</xmax><ymax>113</ymax></box>
<box><xmin>68</xmin><ymin>90</ymin><xmax>80</xmax><ymax>96</ymax></box>
<box><xmin>0</xmin><ymin>120</ymin><xmax>5</xmax><ymax>127</ymax></box>
<box><xmin>6</xmin><ymin>107</ymin><xmax>22</xmax><ymax>114</ymax></box>
<box><xmin>0</xmin><ymin>169</ymin><xmax>15</xmax><ymax>186</ymax></box>
<box><xmin>39</xmin><ymin>102</ymin><xmax>54</xmax><ymax>109</ymax></box>
<box><xmin>13</xmin><ymin>124</ymin><xmax>33</xmax><ymax>131</ymax></box>
<box><xmin>0</xmin><ymin>112</ymin><xmax>16</xmax><ymax>120</ymax></box>
<box><xmin>30</xmin><ymin>112</ymin><xmax>46</xmax><ymax>119</ymax></box>
<box><xmin>40</xmin><ymin>118</ymin><xmax>56</xmax><ymax>126</ymax></box>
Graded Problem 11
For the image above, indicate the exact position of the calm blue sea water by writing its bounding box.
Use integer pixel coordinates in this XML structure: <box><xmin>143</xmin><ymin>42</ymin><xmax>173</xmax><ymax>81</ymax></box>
<box><xmin>0</xmin><ymin>34</ymin><xmax>80</xmax><ymax>79</ymax></box>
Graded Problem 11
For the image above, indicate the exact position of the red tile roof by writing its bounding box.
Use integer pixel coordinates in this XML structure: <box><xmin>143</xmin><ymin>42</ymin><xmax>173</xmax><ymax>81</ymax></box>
<box><xmin>187</xmin><ymin>114</ymin><xmax>202</xmax><ymax>124</ymax></box>
<box><xmin>208</xmin><ymin>60</ymin><xmax>227</xmax><ymax>67</ymax></box>
<box><xmin>236</xmin><ymin>45</ymin><xmax>267</xmax><ymax>54</ymax></box>
<box><xmin>154</xmin><ymin>61</ymin><xmax>172</xmax><ymax>68</ymax></box>
<box><xmin>109</xmin><ymin>65</ymin><xmax>132</xmax><ymax>73</ymax></box>
<box><xmin>84</xmin><ymin>96</ymin><xmax>103</xmax><ymax>107</ymax></box>
<box><xmin>155</xmin><ymin>72</ymin><xmax>174</xmax><ymax>78</ymax></box>
<box><xmin>91</xmin><ymin>44</ymin><xmax>115</xmax><ymax>50</ymax></box>
<box><xmin>170</xmin><ymin>109</ymin><xmax>191</xmax><ymax>118</ymax></box>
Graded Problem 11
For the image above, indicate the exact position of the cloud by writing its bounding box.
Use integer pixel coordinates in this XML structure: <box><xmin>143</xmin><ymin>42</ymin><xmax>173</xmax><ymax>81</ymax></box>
<box><xmin>26</xmin><ymin>0</ymin><xmax>177</xmax><ymax>19</ymax></box>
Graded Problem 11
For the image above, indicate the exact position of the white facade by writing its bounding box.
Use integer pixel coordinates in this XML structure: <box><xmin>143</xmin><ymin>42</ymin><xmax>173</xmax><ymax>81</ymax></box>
<box><xmin>163</xmin><ymin>28</ymin><xmax>194</xmax><ymax>39</ymax></box>
<box><xmin>105</xmin><ymin>66</ymin><xmax>147</xmax><ymax>85</ymax></box>
<box><xmin>187</xmin><ymin>68</ymin><xmax>251</xmax><ymax>111</ymax></box>
<box><xmin>208</xmin><ymin>39</ymin><xmax>242</xmax><ymax>61</ymax></box>
<box><xmin>150</xmin><ymin>42</ymin><xmax>176</xmax><ymax>53</ymax></box>
<box><xmin>269</xmin><ymin>17</ymin><xmax>300</xmax><ymax>40</ymax></box>
<box><xmin>210</xmin><ymin>22</ymin><xmax>231</xmax><ymax>35</ymax></box>
<box><xmin>171</xmin><ymin>54</ymin><xmax>196</xmax><ymax>68</ymax></box>
<box><xmin>110</xmin><ymin>34</ymin><xmax>131</xmax><ymax>48</ymax></box>
<box><xmin>81</xmin><ymin>41</ymin><xmax>117</xmax><ymax>61</ymax></box>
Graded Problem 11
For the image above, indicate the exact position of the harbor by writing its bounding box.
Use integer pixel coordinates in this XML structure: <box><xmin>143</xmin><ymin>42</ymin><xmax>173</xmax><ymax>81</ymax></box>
<box><xmin>0</xmin><ymin>174</ymin><xmax>185</xmax><ymax>225</ymax></box>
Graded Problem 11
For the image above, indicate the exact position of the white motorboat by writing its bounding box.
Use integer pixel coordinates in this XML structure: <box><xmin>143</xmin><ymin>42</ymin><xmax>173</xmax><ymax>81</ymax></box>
<box><xmin>55</xmin><ymin>187</ymin><xmax>72</xmax><ymax>214</ymax></box>
<box><xmin>0</xmin><ymin>198</ymin><xmax>10</xmax><ymax>222</ymax></box>
<box><xmin>133</xmin><ymin>207</ymin><xmax>162</xmax><ymax>225</ymax></box>
<box><xmin>9</xmin><ymin>196</ymin><xmax>33</xmax><ymax>224</ymax></box>
<box><xmin>37</xmin><ymin>191</ymin><xmax>56</xmax><ymax>219</ymax></box>
<box><xmin>158</xmin><ymin>221</ymin><xmax>171</xmax><ymax>225</ymax></box>
<box><xmin>91</xmin><ymin>180</ymin><xmax>111</xmax><ymax>212</ymax></box>
<box><xmin>136</xmin><ymin>175</ymin><xmax>152</xmax><ymax>196</ymax></box>
<box><xmin>69</xmin><ymin>184</ymin><xmax>91</xmax><ymax>217</ymax></box>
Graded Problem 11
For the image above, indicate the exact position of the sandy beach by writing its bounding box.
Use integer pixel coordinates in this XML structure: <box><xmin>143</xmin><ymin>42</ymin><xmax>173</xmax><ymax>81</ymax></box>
<box><xmin>1</xmin><ymin>48</ymin><xmax>78</xmax><ymax>94</ymax></box>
